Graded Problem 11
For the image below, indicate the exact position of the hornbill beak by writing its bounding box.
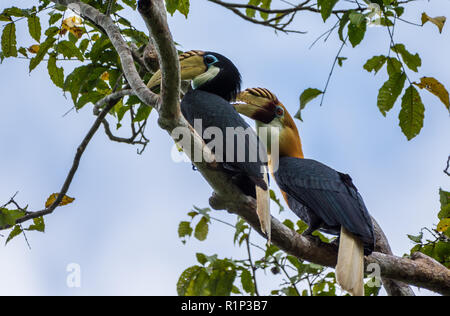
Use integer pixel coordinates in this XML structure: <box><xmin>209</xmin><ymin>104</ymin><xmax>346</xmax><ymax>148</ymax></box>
<box><xmin>233</xmin><ymin>88</ymin><xmax>278</xmax><ymax>124</ymax></box>
<box><xmin>147</xmin><ymin>50</ymin><xmax>207</xmax><ymax>89</ymax></box>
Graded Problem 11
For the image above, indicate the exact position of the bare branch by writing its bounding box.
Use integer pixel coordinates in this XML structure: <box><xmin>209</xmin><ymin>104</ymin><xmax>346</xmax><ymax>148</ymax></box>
<box><xmin>445</xmin><ymin>156</ymin><xmax>450</xmax><ymax>177</ymax></box>
<box><xmin>0</xmin><ymin>93</ymin><xmax>120</xmax><ymax>230</ymax></box>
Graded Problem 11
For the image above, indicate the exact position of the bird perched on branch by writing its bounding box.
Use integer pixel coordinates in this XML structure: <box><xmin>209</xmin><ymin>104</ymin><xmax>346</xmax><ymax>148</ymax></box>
<box><xmin>234</xmin><ymin>88</ymin><xmax>375</xmax><ymax>296</ymax></box>
<box><xmin>148</xmin><ymin>51</ymin><xmax>271</xmax><ymax>240</ymax></box>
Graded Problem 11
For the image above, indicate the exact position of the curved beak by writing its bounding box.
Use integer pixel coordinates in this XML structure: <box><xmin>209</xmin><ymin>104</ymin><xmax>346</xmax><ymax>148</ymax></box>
<box><xmin>147</xmin><ymin>54</ymin><xmax>207</xmax><ymax>89</ymax></box>
<box><xmin>233</xmin><ymin>90</ymin><xmax>275</xmax><ymax>124</ymax></box>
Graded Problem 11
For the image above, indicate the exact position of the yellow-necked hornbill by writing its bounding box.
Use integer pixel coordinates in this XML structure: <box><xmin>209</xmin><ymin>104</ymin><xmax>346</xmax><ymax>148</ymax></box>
<box><xmin>148</xmin><ymin>51</ymin><xmax>271</xmax><ymax>240</ymax></box>
<box><xmin>234</xmin><ymin>88</ymin><xmax>375</xmax><ymax>296</ymax></box>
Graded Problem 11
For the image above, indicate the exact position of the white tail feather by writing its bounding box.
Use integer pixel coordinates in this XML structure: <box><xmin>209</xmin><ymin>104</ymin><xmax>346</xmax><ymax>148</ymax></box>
<box><xmin>256</xmin><ymin>171</ymin><xmax>271</xmax><ymax>244</ymax></box>
<box><xmin>336</xmin><ymin>226</ymin><xmax>365</xmax><ymax>296</ymax></box>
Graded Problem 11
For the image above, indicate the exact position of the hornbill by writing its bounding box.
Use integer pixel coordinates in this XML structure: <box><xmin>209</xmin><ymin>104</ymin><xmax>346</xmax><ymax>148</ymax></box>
<box><xmin>234</xmin><ymin>88</ymin><xmax>375</xmax><ymax>296</ymax></box>
<box><xmin>148</xmin><ymin>51</ymin><xmax>271</xmax><ymax>240</ymax></box>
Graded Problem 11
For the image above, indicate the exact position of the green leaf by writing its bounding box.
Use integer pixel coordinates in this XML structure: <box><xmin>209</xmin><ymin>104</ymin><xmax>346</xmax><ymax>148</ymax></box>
<box><xmin>377</xmin><ymin>72</ymin><xmax>406</xmax><ymax>116</ymax></box>
<box><xmin>349</xmin><ymin>11</ymin><xmax>365</xmax><ymax>26</ymax></box>
<box><xmin>177</xmin><ymin>265</ymin><xmax>202</xmax><ymax>296</ymax></box>
<box><xmin>0</xmin><ymin>208</ymin><xmax>26</xmax><ymax>227</ymax></box>
<box><xmin>295</xmin><ymin>88</ymin><xmax>323</xmax><ymax>121</ymax></box>
<box><xmin>79</xmin><ymin>38</ymin><xmax>89</xmax><ymax>53</ymax></box>
<box><xmin>177</xmin><ymin>0</ymin><xmax>190</xmax><ymax>18</ymax></box>
<box><xmin>364</xmin><ymin>281</ymin><xmax>381</xmax><ymax>296</ymax></box>
<box><xmin>166</xmin><ymin>0</ymin><xmax>180</xmax><ymax>15</ymax></box>
<box><xmin>246</xmin><ymin>0</ymin><xmax>262</xmax><ymax>18</ymax></box>
<box><xmin>191</xmin><ymin>269</ymin><xmax>210</xmax><ymax>296</ymax></box>
<box><xmin>407</xmin><ymin>232</ymin><xmax>423</xmax><ymax>244</ymax></box>
<box><xmin>64</xmin><ymin>65</ymin><xmax>91</xmax><ymax>104</ymax></box>
<box><xmin>337</xmin><ymin>57</ymin><xmax>347</xmax><ymax>67</ymax></box>
<box><xmin>18</xmin><ymin>47</ymin><xmax>28</xmax><ymax>57</ymax></box>
<box><xmin>1</xmin><ymin>7</ymin><xmax>29</xmax><ymax>18</ymax></box>
<box><xmin>27</xmin><ymin>15</ymin><xmax>41</xmax><ymax>42</ymax></box>
<box><xmin>208</xmin><ymin>263</ymin><xmax>236</xmax><ymax>296</ymax></box>
<box><xmin>178</xmin><ymin>221</ymin><xmax>193</xmax><ymax>239</ymax></box>
<box><xmin>1</xmin><ymin>23</ymin><xmax>17</xmax><ymax>57</ymax></box>
<box><xmin>45</xmin><ymin>26</ymin><xmax>60</xmax><ymax>37</ymax></box>
<box><xmin>29</xmin><ymin>36</ymin><xmax>56</xmax><ymax>72</ymax></box>
<box><xmin>386</xmin><ymin>57</ymin><xmax>403</xmax><ymax>77</ymax></box>
<box><xmin>241</xmin><ymin>269</ymin><xmax>255</xmax><ymax>295</ymax></box>
<box><xmin>47</xmin><ymin>55</ymin><xmax>64</xmax><ymax>88</ymax></box>
<box><xmin>49</xmin><ymin>13</ymin><xmax>62</xmax><ymax>25</ymax></box>
<box><xmin>6</xmin><ymin>225</ymin><xmax>23</xmax><ymax>245</ymax></box>
<box><xmin>122</xmin><ymin>0</ymin><xmax>137</xmax><ymax>10</ymax></box>
<box><xmin>194</xmin><ymin>216</ymin><xmax>209</xmax><ymax>241</ymax></box>
<box><xmin>56</xmin><ymin>40</ymin><xmax>84</xmax><ymax>61</ymax></box>
<box><xmin>133</xmin><ymin>104</ymin><xmax>152</xmax><ymax>122</ymax></box>
<box><xmin>296</xmin><ymin>220</ymin><xmax>309</xmax><ymax>234</ymax></box>
<box><xmin>364</xmin><ymin>55</ymin><xmax>387</xmax><ymax>74</ymax></box>
<box><xmin>165</xmin><ymin>0</ymin><xmax>190</xmax><ymax>17</ymax></box>
<box><xmin>270</xmin><ymin>189</ymin><xmax>284</xmax><ymax>213</ymax></box>
<box><xmin>259</xmin><ymin>0</ymin><xmax>272</xmax><ymax>20</ymax></box>
<box><xmin>283</xmin><ymin>219</ymin><xmax>294</xmax><ymax>230</ymax></box>
<box><xmin>26</xmin><ymin>217</ymin><xmax>45</xmax><ymax>232</ymax></box>
<box><xmin>437</xmin><ymin>218</ymin><xmax>450</xmax><ymax>235</ymax></box>
<box><xmin>196</xmin><ymin>253</ymin><xmax>208</xmax><ymax>265</ymax></box>
<box><xmin>234</xmin><ymin>217</ymin><xmax>248</xmax><ymax>245</ymax></box>
<box><xmin>399</xmin><ymin>85</ymin><xmax>425</xmax><ymax>140</ymax></box>
<box><xmin>348</xmin><ymin>16</ymin><xmax>367</xmax><ymax>47</ymax></box>
<box><xmin>317</xmin><ymin>0</ymin><xmax>339</xmax><ymax>22</ymax></box>
<box><xmin>439</xmin><ymin>189</ymin><xmax>450</xmax><ymax>220</ymax></box>
<box><xmin>76</xmin><ymin>91</ymin><xmax>106</xmax><ymax>109</ymax></box>
<box><xmin>391</xmin><ymin>44</ymin><xmax>421</xmax><ymax>72</ymax></box>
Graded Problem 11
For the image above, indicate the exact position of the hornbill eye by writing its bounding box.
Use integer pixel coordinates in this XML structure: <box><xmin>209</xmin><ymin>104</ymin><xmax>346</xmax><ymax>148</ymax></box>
<box><xmin>204</xmin><ymin>54</ymin><xmax>219</xmax><ymax>66</ymax></box>
<box><xmin>275</xmin><ymin>106</ymin><xmax>284</xmax><ymax>117</ymax></box>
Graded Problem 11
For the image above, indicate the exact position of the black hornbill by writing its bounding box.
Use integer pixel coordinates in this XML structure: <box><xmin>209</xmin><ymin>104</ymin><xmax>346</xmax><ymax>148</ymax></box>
<box><xmin>148</xmin><ymin>51</ymin><xmax>271</xmax><ymax>239</ymax></box>
<box><xmin>234</xmin><ymin>88</ymin><xmax>375</xmax><ymax>296</ymax></box>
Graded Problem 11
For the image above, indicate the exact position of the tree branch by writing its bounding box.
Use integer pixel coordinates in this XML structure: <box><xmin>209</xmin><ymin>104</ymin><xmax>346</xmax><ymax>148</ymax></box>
<box><xmin>0</xmin><ymin>93</ymin><xmax>119</xmax><ymax>230</ymax></box>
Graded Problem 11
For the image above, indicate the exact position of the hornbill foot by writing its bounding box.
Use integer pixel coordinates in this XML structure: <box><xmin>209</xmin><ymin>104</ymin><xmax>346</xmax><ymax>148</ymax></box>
<box><xmin>209</xmin><ymin>192</ymin><xmax>228</xmax><ymax>211</ymax></box>
<box><xmin>330</xmin><ymin>237</ymin><xmax>340</xmax><ymax>247</ymax></box>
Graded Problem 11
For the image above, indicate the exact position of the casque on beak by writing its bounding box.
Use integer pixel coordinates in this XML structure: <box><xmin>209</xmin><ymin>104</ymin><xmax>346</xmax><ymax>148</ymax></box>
<box><xmin>147</xmin><ymin>51</ymin><xmax>207</xmax><ymax>89</ymax></box>
<box><xmin>233</xmin><ymin>89</ymin><xmax>276</xmax><ymax>124</ymax></box>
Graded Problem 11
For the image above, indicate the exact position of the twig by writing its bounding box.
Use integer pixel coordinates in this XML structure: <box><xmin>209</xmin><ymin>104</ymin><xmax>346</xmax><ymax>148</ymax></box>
<box><xmin>445</xmin><ymin>156</ymin><xmax>450</xmax><ymax>176</ymax></box>
<box><xmin>0</xmin><ymin>93</ymin><xmax>121</xmax><ymax>230</ymax></box>
<box><xmin>320</xmin><ymin>35</ymin><xmax>348</xmax><ymax>106</ymax></box>
<box><xmin>245</xmin><ymin>229</ymin><xmax>260</xmax><ymax>296</ymax></box>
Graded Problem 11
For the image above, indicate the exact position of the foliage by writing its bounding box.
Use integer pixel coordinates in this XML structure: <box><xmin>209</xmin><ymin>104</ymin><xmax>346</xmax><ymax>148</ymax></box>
<box><xmin>407</xmin><ymin>189</ymin><xmax>450</xmax><ymax>268</ymax></box>
<box><xmin>240</xmin><ymin>0</ymin><xmax>449</xmax><ymax>140</ymax></box>
<box><xmin>177</xmin><ymin>206</ymin><xmax>381</xmax><ymax>296</ymax></box>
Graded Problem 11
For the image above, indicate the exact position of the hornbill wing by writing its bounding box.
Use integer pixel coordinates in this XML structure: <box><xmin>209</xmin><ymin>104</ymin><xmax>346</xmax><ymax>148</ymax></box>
<box><xmin>274</xmin><ymin>157</ymin><xmax>375</xmax><ymax>254</ymax></box>
<box><xmin>182</xmin><ymin>90</ymin><xmax>267</xmax><ymax>190</ymax></box>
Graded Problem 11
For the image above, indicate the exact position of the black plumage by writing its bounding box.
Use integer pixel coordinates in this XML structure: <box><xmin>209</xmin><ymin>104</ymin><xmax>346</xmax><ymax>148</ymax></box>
<box><xmin>180</xmin><ymin>52</ymin><xmax>267</xmax><ymax>197</ymax></box>
<box><xmin>182</xmin><ymin>89</ymin><xmax>267</xmax><ymax>197</ymax></box>
<box><xmin>274</xmin><ymin>156</ymin><xmax>375</xmax><ymax>255</ymax></box>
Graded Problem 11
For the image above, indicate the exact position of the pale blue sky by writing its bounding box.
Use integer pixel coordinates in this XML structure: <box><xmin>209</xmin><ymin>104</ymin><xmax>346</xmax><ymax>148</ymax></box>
<box><xmin>0</xmin><ymin>0</ymin><xmax>449</xmax><ymax>295</ymax></box>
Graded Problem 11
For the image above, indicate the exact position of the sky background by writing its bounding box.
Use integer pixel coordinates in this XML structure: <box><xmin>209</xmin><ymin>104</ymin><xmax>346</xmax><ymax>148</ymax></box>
<box><xmin>0</xmin><ymin>0</ymin><xmax>449</xmax><ymax>296</ymax></box>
